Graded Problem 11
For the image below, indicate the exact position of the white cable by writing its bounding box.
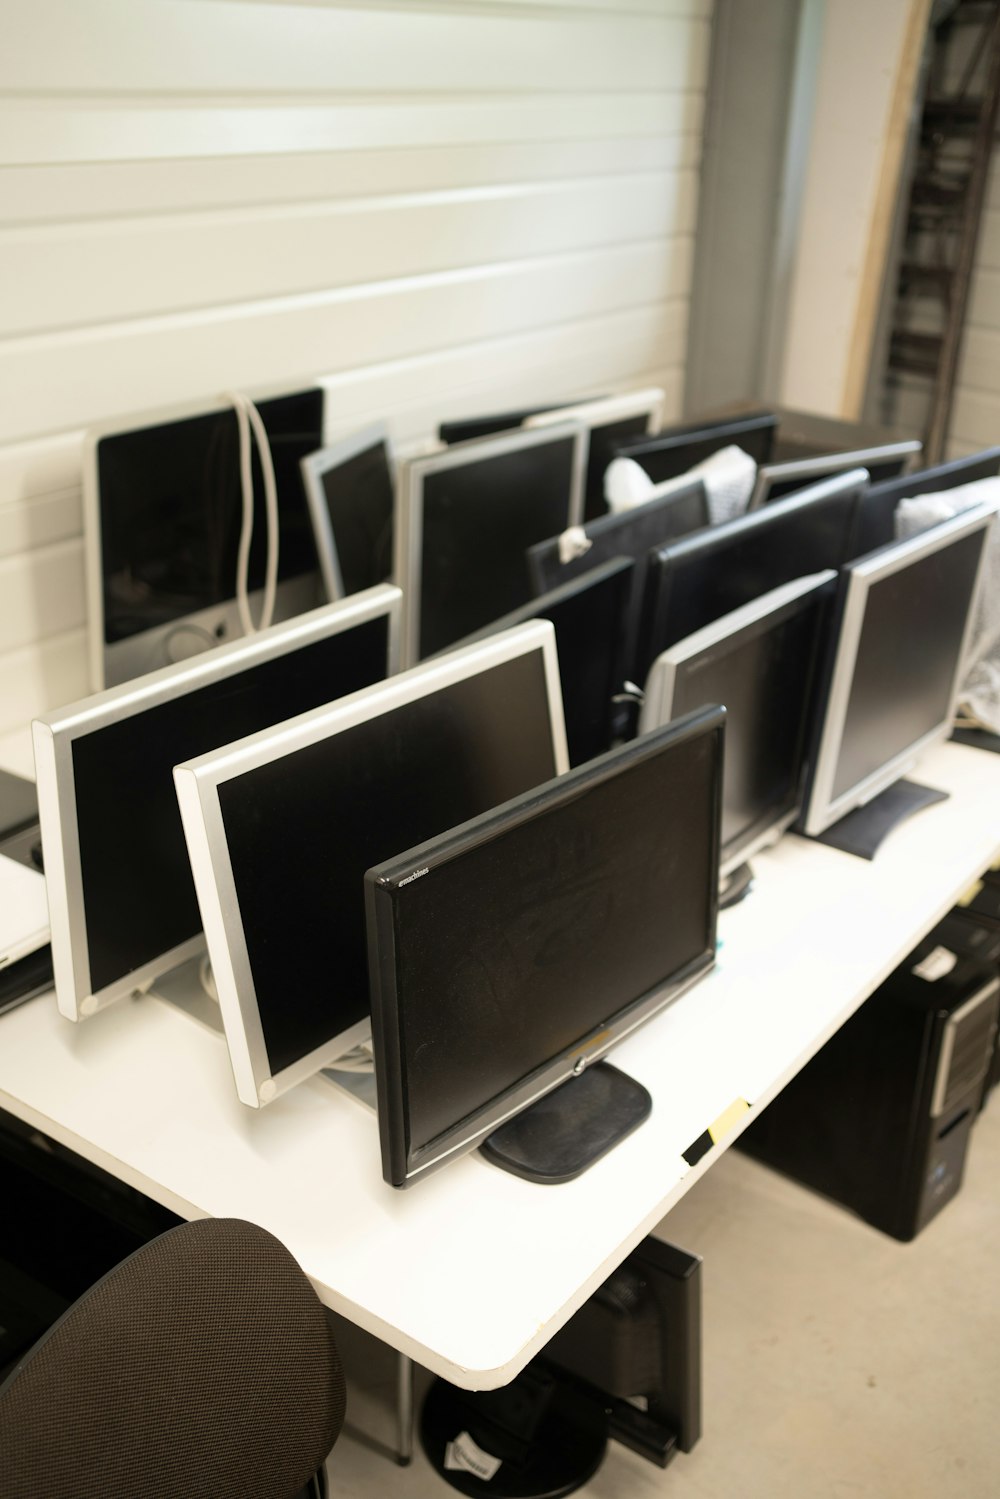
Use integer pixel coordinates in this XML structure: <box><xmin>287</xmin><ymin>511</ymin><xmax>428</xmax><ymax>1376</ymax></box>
<box><xmin>227</xmin><ymin>390</ymin><xmax>280</xmax><ymax>636</ymax></box>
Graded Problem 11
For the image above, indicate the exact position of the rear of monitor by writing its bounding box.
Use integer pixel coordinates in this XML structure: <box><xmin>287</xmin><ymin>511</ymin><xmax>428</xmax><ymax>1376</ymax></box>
<box><xmin>84</xmin><ymin>386</ymin><xmax>326</xmax><ymax>690</ymax></box>
<box><xmin>33</xmin><ymin>586</ymin><xmax>401</xmax><ymax>1024</ymax></box>
<box><xmin>801</xmin><ymin>504</ymin><xmax>996</xmax><ymax>846</ymax></box>
<box><xmin>857</xmin><ymin>445</ymin><xmax>1000</xmax><ymax>556</ymax></box>
<box><xmin>396</xmin><ymin>422</ymin><xmax>589</xmax><ymax>665</ymax></box>
<box><xmin>299</xmin><ymin>422</ymin><xmax>395</xmax><ymax>601</ymax></box>
<box><xmin>616</xmin><ymin>412</ymin><xmax>779</xmax><ymax>485</ymax></box>
<box><xmin>174</xmin><ymin>621</ymin><xmax>569</xmax><ymax>1109</ymax></box>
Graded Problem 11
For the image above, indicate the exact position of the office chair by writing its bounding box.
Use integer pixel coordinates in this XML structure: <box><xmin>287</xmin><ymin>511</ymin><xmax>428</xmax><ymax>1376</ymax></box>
<box><xmin>0</xmin><ymin>1217</ymin><xmax>346</xmax><ymax>1499</ymax></box>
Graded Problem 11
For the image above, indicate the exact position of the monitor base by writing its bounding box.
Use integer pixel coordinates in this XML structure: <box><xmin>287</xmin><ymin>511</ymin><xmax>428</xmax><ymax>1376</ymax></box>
<box><xmin>718</xmin><ymin>861</ymin><xmax>754</xmax><ymax>909</ymax></box>
<box><xmin>951</xmin><ymin>725</ymin><xmax>1000</xmax><ymax>754</ymax></box>
<box><xmin>148</xmin><ymin>955</ymin><xmax>223</xmax><ymax>1035</ymax></box>
<box><xmin>420</xmin><ymin>1364</ymin><xmax>608</xmax><ymax>1498</ymax></box>
<box><xmin>479</xmin><ymin>1062</ymin><xmax>651</xmax><ymax>1185</ymax></box>
<box><xmin>810</xmin><ymin>779</ymin><xmax>949</xmax><ymax>860</ymax></box>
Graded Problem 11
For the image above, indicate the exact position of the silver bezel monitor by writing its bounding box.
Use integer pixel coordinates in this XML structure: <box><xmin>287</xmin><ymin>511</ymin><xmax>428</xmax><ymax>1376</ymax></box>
<box><xmin>366</xmin><ymin>706</ymin><xmax>723</xmax><ymax>1188</ymax></box>
<box><xmin>640</xmin><ymin>572</ymin><xmax>837</xmax><ymax>877</ymax></box>
<box><xmin>173</xmin><ymin>621</ymin><xmax>570</xmax><ymax>1109</ymax></box>
<box><xmin>802</xmin><ymin>504</ymin><xmax>997</xmax><ymax>837</ymax></box>
<box><xmin>84</xmin><ymin>385</ymin><xmax>326</xmax><ymax>690</ymax></box>
<box><xmin>525</xmin><ymin>388</ymin><xmax>665</xmax><ymax>519</ymax></box>
<box><xmin>299</xmin><ymin>421</ymin><xmax>395</xmax><ymax>602</ymax></box>
<box><xmin>748</xmin><ymin>441</ymin><xmax>923</xmax><ymax>510</ymax></box>
<box><xmin>33</xmin><ymin>586</ymin><xmax>401</xmax><ymax>1024</ymax></box>
<box><xmin>395</xmin><ymin>422</ymin><xmax>589</xmax><ymax>666</ymax></box>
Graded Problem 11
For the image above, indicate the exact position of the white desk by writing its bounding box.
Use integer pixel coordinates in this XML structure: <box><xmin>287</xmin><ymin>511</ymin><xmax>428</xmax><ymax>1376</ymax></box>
<box><xmin>0</xmin><ymin>740</ymin><xmax>997</xmax><ymax>1391</ymax></box>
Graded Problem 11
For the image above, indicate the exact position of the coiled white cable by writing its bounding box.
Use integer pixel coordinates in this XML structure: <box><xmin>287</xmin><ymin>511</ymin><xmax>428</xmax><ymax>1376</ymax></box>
<box><xmin>227</xmin><ymin>390</ymin><xmax>280</xmax><ymax>636</ymax></box>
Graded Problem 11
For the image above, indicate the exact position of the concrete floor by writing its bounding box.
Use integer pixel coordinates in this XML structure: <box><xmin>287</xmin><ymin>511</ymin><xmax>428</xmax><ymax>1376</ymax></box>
<box><xmin>325</xmin><ymin>1093</ymin><xmax>1000</xmax><ymax>1499</ymax></box>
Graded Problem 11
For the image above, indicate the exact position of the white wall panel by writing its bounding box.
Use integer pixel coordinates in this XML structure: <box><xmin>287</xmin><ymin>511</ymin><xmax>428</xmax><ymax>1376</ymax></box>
<box><xmin>0</xmin><ymin>0</ymin><xmax>711</xmax><ymax>741</ymax></box>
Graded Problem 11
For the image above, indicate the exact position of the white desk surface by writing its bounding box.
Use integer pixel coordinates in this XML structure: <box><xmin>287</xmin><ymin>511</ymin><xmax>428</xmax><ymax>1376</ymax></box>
<box><xmin>0</xmin><ymin>740</ymin><xmax>997</xmax><ymax>1390</ymax></box>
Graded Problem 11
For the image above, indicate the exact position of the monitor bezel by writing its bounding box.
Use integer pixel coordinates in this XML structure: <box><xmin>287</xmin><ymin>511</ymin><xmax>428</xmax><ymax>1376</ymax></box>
<box><xmin>748</xmin><ymin>440</ymin><xmax>923</xmax><ymax>509</ymax></box>
<box><xmin>367</xmin><ymin>705</ymin><xmax>724</xmax><ymax>1188</ymax></box>
<box><xmin>32</xmin><ymin>584</ymin><xmax>402</xmax><ymax>1025</ymax></box>
<box><xmin>83</xmin><ymin>383</ymin><xmax>326</xmax><ymax>691</ymax></box>
<box><xmin>802</xmin><ymin>504</ymin><xmax>997</xmax><ymax>837</ymax></box>
<box><xmin>640</xmin><ymin>571</ymin><xmax>837</xmax><ymax>876</ymax></box>
<box><xmin>173</xmin><ymin>620</ymin><xmax>570</xmax><ymax>1110</ymax></box>
<box><xmin>396</xmin><ymin>421</ymin><xmax>589</xmax><ymax>666</ymax></box>
<box><xmin>298</xmin><ymin>421</ymin><xmax>395</xmax><ymax>603</ymax></box>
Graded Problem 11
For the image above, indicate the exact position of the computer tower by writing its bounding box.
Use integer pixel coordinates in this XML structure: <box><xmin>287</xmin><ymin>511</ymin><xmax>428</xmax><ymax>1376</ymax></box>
<box><xmin>740</xmin><ymin>947</ymin><xmax>999</xmax><ymax>1241</ymax></box>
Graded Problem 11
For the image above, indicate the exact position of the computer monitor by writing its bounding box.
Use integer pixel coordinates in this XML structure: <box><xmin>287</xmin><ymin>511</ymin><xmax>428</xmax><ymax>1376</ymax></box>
<box><xmin>438</xmin><ymin>400</ymin><xmax>599</xmax><ymax>446</ymax></box>
<box><xmin>801</xmin><ymin>504</ymin><xmax>996</xmax><ymax>841</ymax></box>
<box><xmin>174</xmin><ymin>621</ymin><xmax>569</xmax><ymax>1108</ymax></box>
<box><xmin>84</xmin><ymin>386</ymin><xmax>326</xmax><ymax>689</ymax></box>
<box><xmin>33</xmin><ymin>586</ymin><xmax>401</xmax><ymax>1024</ymax></box>
<box><xmin>526</xmin><ymin>478</ymin><xmax>709</xmax><ymax>681</ymax></box>
<box><xmin>635</xmin><ymin>469</ymin><xmax>866</xmax><ymax>685</ymax></box>
<box><xmin>615</xmin><ymin>413</ymin><xmax>778</xmax><ymax>485</ymax></box>
<box><xmin>396</xmin><ymin>423</ymin><xmax>588</xmax><ymax>665</ymax></box>
<box><xmin>365</xmin><ymin>706</ymin><xmax>723</xmax><ymax>1188</ymax></box>
<box><xmin>640</xmin><ymin>573</ymin><xmax>836</xmax><ymax>898</ymax></box>
<box><xmin>525</xmin><ymin>389</ymin><xmax>664</xmax><ymax>521</ymax></box>
<box><xmin>299</xmin><ymin>422</ymin><xmax>395</xmax><ymax>601</ymax></box>
<box><xmin>451</xmin><ymin>557</ymin><xmax>635</xmax><ymax>768</ymax></box>
<box><xmin>748</xmin><ymin>441</ymin><xmax>923</xmax><ymax>509</ymax></box>
<box><xmin>857</xmin><ymin>446</ymin><xmax>1000</xmax><ymax>556</ymax></box>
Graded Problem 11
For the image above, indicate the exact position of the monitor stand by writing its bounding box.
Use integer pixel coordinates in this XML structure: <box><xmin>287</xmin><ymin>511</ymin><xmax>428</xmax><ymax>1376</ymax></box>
<box><xmin>147</xmin><ymin>954</ymin><xmax>224</xmax><ymax>1035</ymax></box>
<box><xmin>810</xmin><ymin>779</ymin><xmax>949</xmax><ymax>860</ymax></box>
<box><xmin>718</xmin><ymin>861</ymin><xmax>754</xmax><ymax>909</ymax></box>
<box><xmin>479</xmin><ymin>1062</ymin><xmax>651</xmax><ymax>1185</ymax></box>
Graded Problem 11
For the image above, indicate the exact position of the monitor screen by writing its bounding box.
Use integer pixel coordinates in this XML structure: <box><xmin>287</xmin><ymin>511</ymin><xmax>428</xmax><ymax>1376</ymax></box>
<box><xmin>452</xmin><ymin>556</ymin><xmax>635</xmax><ymax>767</ymax></box>
<box><xmin>525</xmin><ymin>390</ymin><xmax>663</xmax><ymax>521</ymax></box>
<box><xmin>857</xmin><ymin>446</ymin><xmax>1000</xmax><ymax>556</ymax></box>
<box><xmin>750</xmin><ymin>441</ymin><xmax>922</xmax><ymax>509</ymax></box>
<box><xmin>641</xmin><ymin>573</ymin><xmax>836</xmax><ymax>876</ymax></box>
<box><xmin>366</xmin><ymin>707</ymin><xmax>723</xmax><ymax>1187</ymax></box>
<box><xmin>635</xmin><ymin>469</ymin><xmax>866</xmax><ymax>685</ymax></box>
<box><xmin>33</xmin><ymin>588</ymin><xmax>401</xmax><ymax>1023</ymax></box>
<box><xmin>616</xmin><ymin>413</ymin><xmax>778</xmax><ymax>484</ymax></box>
<box><xmin>174</xmin><ymin>623</ymin><xmax>569</xmax><ymax>1107</ymax></box>
<box><xmin>299</xmin><ymin>423</ymin><xmax>394</xmax><ymax>601</ymax></box>
<box><xmin>88</xmin><ymin>387</ymin><xmax>325</xmax><ymax>687</ymax></box>
<box><xmin>399</xmin><ymin>424</ymin><xmax>587</xmax><ymax>663</ymax></box>
<box><xmin>802</xmin><ymin>506</ymin><xmax>995</xmax><ymax>836</ymax></box>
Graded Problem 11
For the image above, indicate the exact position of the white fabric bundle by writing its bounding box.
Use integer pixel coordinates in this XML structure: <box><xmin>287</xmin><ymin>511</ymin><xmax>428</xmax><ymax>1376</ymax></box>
<box><xmin>604</xmin><ymin>445</ymin><xmax>757</xmax><ymax>525</ymax></box>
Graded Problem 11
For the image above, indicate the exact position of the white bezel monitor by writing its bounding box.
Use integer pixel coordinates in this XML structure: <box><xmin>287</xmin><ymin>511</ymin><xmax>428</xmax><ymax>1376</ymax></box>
<box><xmin>748</xmin><ymin>441</ymin><xmax>923</xmax><ymax>510</ymax></box>
<box><xmin>525</xmin><ymin>388</ymin><xmax>665</xmax><ymax>519</ymax></box>
<box><xmin>299</xmin><ymin>421</ymin><xmax>395</xmax><ymax>602</ymax></box>
<box><xmin>33</xmin><ymin>586</ymin><xmax>401</xmax><ymax>1023</ymax></box>
<box><xmin>802</xmin><ymin>504</ymin><xmax>997</xmax><ymax>837</ymax></box>
<box><xmin>84</xmin><ymin>385</ymin><xmax>326</xmax><ymax>690</ymax></box>
<box><xmin>640</xmin><ymin>572</ymin><xmax>837</xmax><ymax>879</ymax></box>
<box><xmin>395</xmin><ymin>422</ymin><xmax>588</xmax><ymax>666</ymax></box>
<box><xmin>173</xmin><ymin>621</ymin><xmax>569</xmax><ymax>1109</ymax></box>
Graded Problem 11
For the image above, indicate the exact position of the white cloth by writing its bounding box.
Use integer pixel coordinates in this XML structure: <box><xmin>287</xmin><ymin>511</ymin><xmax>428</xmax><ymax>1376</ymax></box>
<box><xmin>604</xmin><ymin>445</ymin><xmax>757</xmax><ymax>525</ymax></box>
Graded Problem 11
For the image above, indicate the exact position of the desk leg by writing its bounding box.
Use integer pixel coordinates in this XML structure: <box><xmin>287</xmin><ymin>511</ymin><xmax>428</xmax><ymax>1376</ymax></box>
<box><xmin>396</xmin><ymin>1352</ymin><xmax>414</xmax><ymax>1466</ymax></box>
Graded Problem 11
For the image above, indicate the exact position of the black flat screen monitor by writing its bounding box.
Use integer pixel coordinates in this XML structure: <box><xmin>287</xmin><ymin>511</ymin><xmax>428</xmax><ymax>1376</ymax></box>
<box><xmin>87</xmin><ymin>387</ymin><xmax>325</xmax><ymax>687</ymax></box>
<box><xmin>299</xmin><ymin>423</ymin><xmax>394</xmax><ymax>600</ymax></box>
<box><xmin>32</xmin><ymin>587</ymin><xmax>401</xmax><ymax>1023</ymax></box>
<box><xmin>174</xmin><ymin>623</ymin><xmax>569</xmax><ymax>1107</ymax></box>
<box><xmin>857</xmin><ymin>446</ymin><xmax>1000</xmax><ymax>556</ymax></box>
<box><xmin>749</xmin><ymin>441</ymin><xmax>922</xmax><ymax>509</ymax></box>
<box><xmin>398</xmin><ymin>424</ymin><xmax>587</xmax><ymax>664</ymax></box>
<box><xmin>635</xmin><ymin>469</ymin><xmax>866</xmax><ymax>684</ymax></box>
<box><xmin>366</xmin><ymin>706</ymin><xmax>723</xmax><ymax>1188</ymax></box>
<box><xmin>452</xmin><ymin>556</ymin><xmax>635</xmax><ymax>768</ymax></box>
<box><xmin>616</xmin><ymin>413</ymin><xmax>778</xmax><ymax>485</ymax></box>
<box><xmin>802</xmin><ymin>506</ymin><xmax>995</xmax><ymax>838</ymax></box>
<box><xmin>641</xmin><ymin>573</ymin><xmax>836</xmax><ymax>884</ymax></box>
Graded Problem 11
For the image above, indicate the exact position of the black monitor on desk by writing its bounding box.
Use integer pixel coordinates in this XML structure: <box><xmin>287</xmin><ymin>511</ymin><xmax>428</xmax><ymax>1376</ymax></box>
<box><xmin>615</xmin><ymin>413</ymin><xmax>778</xmax><ymax>485</ymax></box>
<box><xmin>857</xmin><ymin>446</ymin><xmax>1000</xmax><ymax>556</ymax></box>
<box><xmin>366</xmin><ymin>707</ymin><xmax>723</xmax><ymax>1189</ymax></box>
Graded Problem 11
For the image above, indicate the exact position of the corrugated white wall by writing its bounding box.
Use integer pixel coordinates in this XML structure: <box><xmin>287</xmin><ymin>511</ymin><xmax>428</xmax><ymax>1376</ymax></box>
<box><xmin>0</xmin><ymin>0</ymin><xmax>712</xmax><ymax>772</ymax></box>
<box><xmin>949</xmin><ymin>144</ymin><xmax>1000</xmax><ymax>458</ymax></box>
